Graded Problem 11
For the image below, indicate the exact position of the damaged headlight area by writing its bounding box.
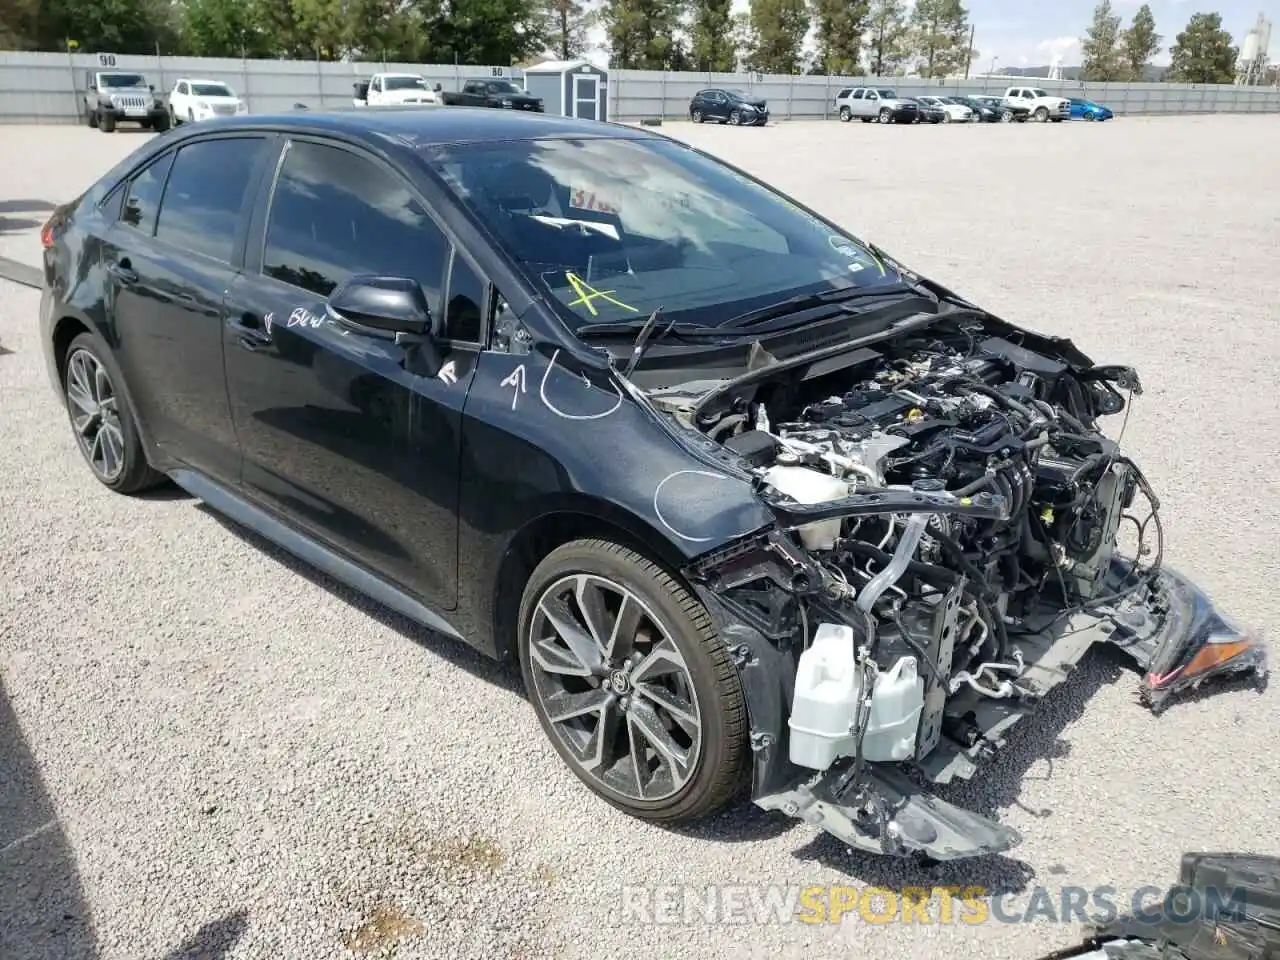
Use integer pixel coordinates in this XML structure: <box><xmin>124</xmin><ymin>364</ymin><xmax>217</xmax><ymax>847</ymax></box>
<box><xmin>677</xmin><ymin>317</ymin><xmax>1267</xmax><ymax>861</ymax></box>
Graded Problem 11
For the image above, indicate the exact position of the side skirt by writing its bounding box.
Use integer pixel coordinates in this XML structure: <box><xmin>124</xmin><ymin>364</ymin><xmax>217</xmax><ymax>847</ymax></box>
<box><xmin>169</xmin><ymin>468</ymin><xmax>465</xmax><ymax>642</ymax></box>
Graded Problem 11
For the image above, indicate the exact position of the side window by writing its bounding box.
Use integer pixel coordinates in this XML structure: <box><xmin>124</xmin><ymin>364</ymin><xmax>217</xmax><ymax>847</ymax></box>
<box><xmin>444</xmin><ymin>252</ymin><xmax>487</xmax><ymax>343</ymax></box>
<box><xmin>851</xmin><ymin>89</ymin><xmax>864</xmax><ymax>99</ymax></box>
<box><xmin>155</xmin><ymin>137</ymin><xmax>267</xmax><ymax>263</ymax></box>
<box><xmin>121</xmin><ymin>152</ymin><xmax>174</xmax><ymax>235</ymax></box>
<box><xmin>837</xmin><ymin>88</ymin><xmax>852</xmax><ymax>98</ymax></box>
<box><xmin>263</xmin><ymin>140</ymin><xmax>448</xmax><ymax>317</ymax></box>
<box><xmin>464</xmin><ymin>82</ymin><xmax>479</xmax><ymax>93</ymax></box>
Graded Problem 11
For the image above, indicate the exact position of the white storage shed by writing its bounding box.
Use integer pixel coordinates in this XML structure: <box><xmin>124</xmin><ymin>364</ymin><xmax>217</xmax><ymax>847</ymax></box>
<box><xmin>522</xmin><ymin>60</ymin><xmax>609</xmax><ymax>122</ymax></box>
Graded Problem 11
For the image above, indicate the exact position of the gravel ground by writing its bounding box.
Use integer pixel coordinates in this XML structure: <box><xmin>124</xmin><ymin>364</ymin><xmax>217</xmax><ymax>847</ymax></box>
<box><xmin>1</xmin><ymin>115</ymin><xmax>1278</xmax><ymax>960</ymax></box>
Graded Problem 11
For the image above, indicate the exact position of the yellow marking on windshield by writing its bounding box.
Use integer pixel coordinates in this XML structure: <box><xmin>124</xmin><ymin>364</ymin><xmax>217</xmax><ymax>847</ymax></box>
<box><xmin>564</xmin><ymin>272</ymin><xmax>639</xmax><ymax>316</ymax></box>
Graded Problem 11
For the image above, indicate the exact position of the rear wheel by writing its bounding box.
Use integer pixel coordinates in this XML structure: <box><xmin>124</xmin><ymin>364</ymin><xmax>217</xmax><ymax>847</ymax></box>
<box><xmin>838</xmin><ymin>106</ymin><xmax>851</xmax><ymax>122</ymax></box>
<box><xmin>518</xmin><ymin>539</ymin><xmax>748</xmax><ymax>822</ymax></box>
<box><xmin>61</xmin><ymin>334</ymin><xmax>165</xmax><ymax>494</ymax></box>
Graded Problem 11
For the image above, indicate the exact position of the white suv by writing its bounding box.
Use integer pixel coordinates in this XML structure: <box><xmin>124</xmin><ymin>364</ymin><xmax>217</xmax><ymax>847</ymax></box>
<box><xmin>1002</xmin><ymin>86</ymin><xmax>1070</xmax><ymax>122</ymax></box>
<box><xmin>168</xmin><ymin>78</ymin><xmax>247</xmax><ymax>124</ymax></box>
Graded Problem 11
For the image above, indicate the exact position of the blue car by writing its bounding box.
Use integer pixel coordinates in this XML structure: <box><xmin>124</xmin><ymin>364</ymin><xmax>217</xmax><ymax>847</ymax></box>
<box><xmin>1069</xmin><ymin>97</ymin><xmax>1114</xmax><ymax>121</ymax></box>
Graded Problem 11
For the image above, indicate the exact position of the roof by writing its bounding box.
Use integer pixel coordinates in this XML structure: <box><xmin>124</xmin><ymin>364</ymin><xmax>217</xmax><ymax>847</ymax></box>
<box><xmin>188</xmin><ymin>105</ymin><xmax>649</xmax><ymax>147</ymax></box>
<box><xmin>524</xmin><ymin>59</ymin><xmax>600</xmax><ymax>74</ymax></box>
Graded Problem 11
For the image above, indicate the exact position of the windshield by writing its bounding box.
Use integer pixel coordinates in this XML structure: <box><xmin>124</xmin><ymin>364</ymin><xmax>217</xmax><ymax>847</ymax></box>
<box><xmin>101</xmin><ymin>74</ymin><xmax>146</xmax><ymax>88</ymax></box>
<box><xmin>385</xmin><ymin>76</ymin><xmax>428</xmax><ymax>90</ymax></box>
<box><xmin>425</xmin><ymin>137</ymin><xmax>900</xmax><ymax>331</ymax></box>
<box><xmin>191</xmin><ymin>82</ymin><xmax>233</xmax><ymax>97</ymax></box>
<box><xmin>488</xmin><ymin>80</ymin><xmax>523</xmax><ymax>94</ymax></box>
<box><xmin>877</xmin><ymin>89</ymin><xmax>897</xmax><ymax>98</ymax></box>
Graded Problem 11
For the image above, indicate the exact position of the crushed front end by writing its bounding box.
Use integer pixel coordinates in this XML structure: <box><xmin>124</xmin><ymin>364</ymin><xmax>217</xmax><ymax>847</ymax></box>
<box><xmin>665</xmin><ymin>310</ymin><xmax>1267</xmax><ymax>860</ymax></box>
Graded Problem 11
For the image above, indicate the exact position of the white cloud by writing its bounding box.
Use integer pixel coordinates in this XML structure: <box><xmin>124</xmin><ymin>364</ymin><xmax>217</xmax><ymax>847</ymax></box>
<box><xmin>1036</xmin><ymin>36</ymin><xmax>1081</xmax><ymax>62</ymax></box>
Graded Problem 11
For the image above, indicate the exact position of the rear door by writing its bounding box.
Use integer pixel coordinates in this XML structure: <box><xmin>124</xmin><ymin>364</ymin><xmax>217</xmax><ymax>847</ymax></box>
<box><xmin>223</xmin><ymin>136</ymin><xmax>482</xmax><ymax>610</ymax></box>
<box><xmin>100</xmin><ymin>134</ymin><xmax>273</xmax><ymax>485</ymax></box>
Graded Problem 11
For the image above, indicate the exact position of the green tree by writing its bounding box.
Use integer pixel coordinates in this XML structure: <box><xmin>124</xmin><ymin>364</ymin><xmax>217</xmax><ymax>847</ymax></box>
<box><xmin>729</xmin><ymin>10</ymin><xmax>757</xmax><ymax>70</ymax></box>
<box><xmin>0</xmin><ymin>0</ymin><xmax>38</xmax><ymax>48</ymax></box>
<box><xmin>1080</xmin><ymin>0</ymin><xmax>1126</xmax><ymax>80</ymax></box>
<box><xmin>689</xmin><ymin>0</ymin><xmax>737</xmax><ymax>72</ymax></box>
<box><xmin>601</xmin><ymin>0</ymin><xmax>684</xmax><ymax>68</ymax></box>
<box><xmin>543</xmin><ymin>0</ymin><xmax>596</xmax><ymax>60</ymax></box>
<box><xmin>745</xmin><ymin>0</ymin><xmax>809</xmax><ymax>73</ymax></box>
<box><xmin>1165</xmin><ymin>11</ymin><xmax>1236</xmax><ymax>83</ymax></box>
<box><xmin>866</xmin><ymin>0</ymin><xmax>909</xmax><ymax>75</ymax></box>
<box><xmin>429</xmin><ymin>0</ymin><xmax>548</xmax><ymax>65</ymax></box>
<box><xmin>36</xmin><ymin>0</ymin><xmax>171</xmax><ymax>52</ymax></box>
<box><xmin>1121</xmin><ymin>3</ymin><xmax>1161</xmax><ymax>79</ymax></box>
<box><xmin>907</xmin><ymin>0</ymin><xmax>971</xmax><ymax>77</ymax></box>
<box><xmin>180</xmin><ymin>0</ymin><xmax>277</xmax><ymax>56</ymax></box>
<box><xmin>810</xmin><ymin>0</ymin><xmax>868</xmax><ymax>75</ymax></box>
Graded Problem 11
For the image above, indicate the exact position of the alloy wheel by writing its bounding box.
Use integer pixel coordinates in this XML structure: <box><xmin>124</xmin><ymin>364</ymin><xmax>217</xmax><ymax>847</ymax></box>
<box><xmin>65</xmin><ymin>348</ymin><xmax>126</xmax><ymax>483</ymax></box>
<box><xmin>878</xmin><ymin>108</ymin><xmax>891</xmax><ymax>123</ymax></box>
<box><xmin>525</xmin><ymin>573</ymin><xmax>704</xmax><ymax>802</ymax></box>
<box><xmin>729</xmin><ymin>110</ymin><xmax>741</xmax><ymax>125</ymax></box>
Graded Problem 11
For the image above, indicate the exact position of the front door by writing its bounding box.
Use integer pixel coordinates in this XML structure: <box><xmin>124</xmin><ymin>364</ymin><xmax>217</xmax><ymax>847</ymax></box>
<box><xmin>222</xmin><ymin>137</ymin><xmax>475</xmax><ymax>610</ymax></box>
<box><xmin>102</xmin><ymin>135</ymin><xmax>272</xmax><ymax>486</ymax></box>
<box><xmin>573</xmin><ymin>74</ymin><xmax>599</xmax><ymax>120</ymax></box>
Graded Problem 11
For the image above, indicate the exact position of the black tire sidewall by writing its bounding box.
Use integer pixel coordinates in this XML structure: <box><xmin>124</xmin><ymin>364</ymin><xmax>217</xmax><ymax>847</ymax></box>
<box><xmin>516</xmin><ymin>540</ymin><xmax>745</xmax><ymax>821</ymax></box>
<box><xmin>62</xmin><ymin>333</ymin><xmax>154</xmax><ymax>493</ymax></box>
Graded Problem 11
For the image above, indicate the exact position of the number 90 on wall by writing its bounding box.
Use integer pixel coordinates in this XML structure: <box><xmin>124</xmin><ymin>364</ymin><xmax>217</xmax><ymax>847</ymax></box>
<box><xmin>98</xmin><ymin>53</ymin><xmax>118</xmax><ymax>66</ymax></box>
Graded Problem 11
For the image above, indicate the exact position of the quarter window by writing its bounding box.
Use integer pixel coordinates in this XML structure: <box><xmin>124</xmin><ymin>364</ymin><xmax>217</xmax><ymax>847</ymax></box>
<box><xmin>120</xmin><ymin>152</ymin><xmax>174</xmax><ymax>235</ymax></box>
<box><xmin>262</xmin><ymin>140</ymin><xmax>449</xmax><ymax>317</ymax></box>
<box><xmin>444</xmin><ymin>253</ymin><xmax>487</xmax><ymax>343</ymax></box>
<box><xmin>155</xmin><ymin>137</ymin><xmax>267</xmax><ymax>263</ymax></box>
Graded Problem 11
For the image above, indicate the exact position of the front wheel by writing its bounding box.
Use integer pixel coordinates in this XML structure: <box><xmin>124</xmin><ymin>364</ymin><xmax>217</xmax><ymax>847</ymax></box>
<box><xmin>1000</xmin><ymin>109</ymin><xmax>1013</xmax><ymax>122</ymax></box>
<box><xmin>518</xmin><ymin>539</ymin><xmax>748</xmax><ymax>822</ymax></box>
<box><xmin>86</xmin><ymin>107</ymin><xmax>97</xmax><ymax>128</ymax></box>
<box><xmin>153</xmin><ymin>111</ymin><xmax>170</xmax><ymax>132</ymax></box>
<box><xmin>729</xmin><ymin>109</ymin><xmax>742</xmax><ymax>125</ymax></box>
<box><xmin>61</xmin><ymin>335</ymin><xmax>165</xmax><ymax>494</ymax></box>
<box><xmin>878</xmin><ymin>108</ymin><xmax>891</xmax><ymax>123</ymax></box>
<box><xmin>1034</xmin><ymin>106</ymin><xmax>1049</xmax><ymax>122</ymax></box>
<box><xmin>99</xmin><ymin>112</ymin><xmax>116</xmax><ymax>133</ymax></box>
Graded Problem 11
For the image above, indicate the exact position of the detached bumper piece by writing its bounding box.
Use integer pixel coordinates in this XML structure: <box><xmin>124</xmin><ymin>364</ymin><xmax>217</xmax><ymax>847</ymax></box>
<box><xmin>1044</xmin><ymin>853</ymin><xmax>1280</xmax><ymax>960</ymax></box>
<box><xmin>756</xmin><ymin>763</ymin><xmax>1020</xmax><ymax>861</ymax></box>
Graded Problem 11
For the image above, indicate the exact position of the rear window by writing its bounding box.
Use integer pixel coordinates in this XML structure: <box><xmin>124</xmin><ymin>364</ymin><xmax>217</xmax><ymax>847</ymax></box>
<box><xmin>155</xmin><ymin>137</ymin><xmax>267</xmax><ymax>262</ymax></box>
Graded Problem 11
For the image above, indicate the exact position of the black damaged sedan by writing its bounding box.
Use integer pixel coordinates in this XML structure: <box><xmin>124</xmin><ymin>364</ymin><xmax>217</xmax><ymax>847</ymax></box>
<box><xmin>39</xmin><ymin>108</ymin><xmax>1265</xmax><ymax>861</ymax></box>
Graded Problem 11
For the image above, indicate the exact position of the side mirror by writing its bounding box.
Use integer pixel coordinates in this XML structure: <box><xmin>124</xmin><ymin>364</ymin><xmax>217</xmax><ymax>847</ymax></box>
<box><xmin>326</xmin><ymin>275</ymin><xmax>440</xmax><ymax>341</ymax></box>
<box><xmin>149</xmin><ymin>84</ymin><xmax>155</xmax><ymax>91</ymax></box>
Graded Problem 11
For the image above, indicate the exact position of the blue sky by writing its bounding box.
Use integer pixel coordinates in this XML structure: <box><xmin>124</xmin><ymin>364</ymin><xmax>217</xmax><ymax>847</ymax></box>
<box><xmin>582</xmin><ymin>0</ymin><xmax>1274</xmax><ymax>68</ymax></box>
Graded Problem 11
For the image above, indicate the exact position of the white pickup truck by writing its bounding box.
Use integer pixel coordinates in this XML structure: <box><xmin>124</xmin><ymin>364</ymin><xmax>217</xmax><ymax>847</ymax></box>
<box><xmin>1002</xmin><ymin>86</ymin><xmax>1070</xmax><ymax>122</ymax></box>
<box><xmin>352</xmin><ymin>73</ymin><xmax>440</xmax><ymax>107</ymax></box>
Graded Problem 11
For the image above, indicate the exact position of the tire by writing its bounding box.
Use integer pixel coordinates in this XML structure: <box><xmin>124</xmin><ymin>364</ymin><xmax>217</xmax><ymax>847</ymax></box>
<box><xmin>941</xmin><ymin>111</ymin><xmax>951</xmax><ymax>122</ymax></box>
<box><xmin>729</xmin><ymin>109</ymin><xmax>741</xmax><ymax>125</ymax></box>
<box><xmin>878</xmin><ymin>108</ymin><xmax>891</xmax><ymax>123</ymax></box>
<box><xmin>61</xmin><ymin>334</ymin><xmax>165</xmax><ymax>494</ymax></box>
<box><xmin>100</xmin><ymin>112</ymin><xmax>116</xmax><ymax>133</ymax></box>
<box><xmin>691</xmin><ymin>108</ymin><xmax>703</xmax><ymax>123</ymax></box>
<box><xmin>518</xmin><ymin>539</ymin><xmax>748</xmax><ymax>823</ymax></box>
<box><xmin>1084</xmin><ymin>112</ymin><xmax>1095</xmax><ymax>121</ymax></box>
<box><xmin>1000</xmin><ymin>109</ymin><xmax>1013</xmax><ymax>122</ymax></box>
<box><xmin>838</xmin><ymin>106</ymin><xmax>851</xmax><ymax>122</ymax></box>
<box><xmin>1034</xmin><ymin>106</ymin><xmax>1049</xmax><ymax>122</ymax></box>
<box><xmin>139</xmin><ymin>119</ymin><xmax>152</xmax><ymax>130</ymax></box>
<box><xmin>153</xmin><ymin>111</ymin><xmax>170</xmax><ymax>132</ymax></box>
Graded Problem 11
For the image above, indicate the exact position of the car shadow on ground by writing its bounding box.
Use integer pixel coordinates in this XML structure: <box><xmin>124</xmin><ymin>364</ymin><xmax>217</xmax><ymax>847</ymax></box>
<box><xmin>0</xmin><ymin>676</ymin><xmax>98</xmax><ymax>958</ymax></box>
<box><xmin>0</xmin><ymin>198</ymin><xmax>55</xmax><ymax>236</ymax></box>
<box><xmin>196</xmin><ymin>504</ymin><xmax>524</xmax><ymax>695</ymax></box>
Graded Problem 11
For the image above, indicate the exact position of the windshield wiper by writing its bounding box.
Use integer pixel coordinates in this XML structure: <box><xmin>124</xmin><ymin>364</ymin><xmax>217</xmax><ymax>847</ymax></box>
<box><xmin>576</xmin><ymin>319</ymin><xmax>735</xmax><ymax>339</ymax></box>
<box><xmin>716</xmin><ymin>281</ymin><xmax>916</xmax><ymax>331</ymax></box>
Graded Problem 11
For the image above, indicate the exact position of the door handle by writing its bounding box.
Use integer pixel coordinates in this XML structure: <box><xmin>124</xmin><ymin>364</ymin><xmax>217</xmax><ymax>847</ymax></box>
<box><xmin>229</xmin><ymin>311</ymin><xmax>272</xmax><ymax>352</ymax></box>
<box><xmin>107</xmin><ymin>259</ymin><xmax>138</xmax><ymax>284</ymax></box>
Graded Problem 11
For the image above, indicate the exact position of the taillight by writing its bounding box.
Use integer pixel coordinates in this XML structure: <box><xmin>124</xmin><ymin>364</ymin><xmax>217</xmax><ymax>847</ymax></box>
<box><xmin>40</xmin><ymin>216</ymin><xmax>56</xmax><ymax>249</ymax></box>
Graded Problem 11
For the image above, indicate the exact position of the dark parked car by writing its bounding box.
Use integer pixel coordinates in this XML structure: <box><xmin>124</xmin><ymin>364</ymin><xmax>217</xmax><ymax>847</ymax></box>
<box><xmin>965</xmin><ymin>94</ymin><xmax>1030</xmax><ymax>122</ymax></box>
<box><xmin>688</xmin><ymin>88</ymin><xmax>769</xmax><ymax>125</ymax></box>
<box><xmin>905</xmin><ymin>97</ymin><xmax>945</xmax><ymax>123</ymax></box>
<box><xmin>440</xmin><ymin>78</ymin><xmax>543</xmax><ymax>111</ymax></box>
<box><xmin>38</xmin><ymin>109</ymin><xmax>1264</xmax><ymax>862</ymax></box>
<box><xmin>954</xmin><ymin>95</ymin><xmax>1002</xmax><ymax>122</ymax></box>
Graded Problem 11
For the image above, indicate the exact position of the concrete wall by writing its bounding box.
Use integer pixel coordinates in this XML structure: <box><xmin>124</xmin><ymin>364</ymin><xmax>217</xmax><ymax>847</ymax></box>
<box><xmin>3</xmin><ymin>50</ymin><xmax>1278</xmax><ymax>124</ymax></box>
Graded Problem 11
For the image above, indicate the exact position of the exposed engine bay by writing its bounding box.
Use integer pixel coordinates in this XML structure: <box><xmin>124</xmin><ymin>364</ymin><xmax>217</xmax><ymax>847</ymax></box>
<box><xmin>646</xmin><ymin>312</ymin><xmax>1267</xmax><ymax>860</ymax></box>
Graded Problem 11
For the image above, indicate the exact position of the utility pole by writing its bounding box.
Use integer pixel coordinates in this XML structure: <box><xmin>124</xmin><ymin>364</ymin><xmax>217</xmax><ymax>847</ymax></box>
<box><xmin>964</xmin><ymin>23</ymin><xmax>975</xmax><ymax>79</ymax></box>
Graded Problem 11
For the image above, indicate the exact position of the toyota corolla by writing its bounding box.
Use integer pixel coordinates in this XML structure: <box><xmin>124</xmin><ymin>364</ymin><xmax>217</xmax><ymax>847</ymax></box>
<box><xmin>38</xmin><ymin>109</ymin><xmax>1265</xmax><ymax>862</ymax></box>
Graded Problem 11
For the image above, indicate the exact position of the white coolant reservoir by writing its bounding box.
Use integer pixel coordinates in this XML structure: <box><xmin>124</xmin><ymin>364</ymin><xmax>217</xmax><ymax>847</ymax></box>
<box><xmin>761</xmin><ymin>465</ymin><xmax>849</xmax><ymax>550</ymax></box>
<box><xmin>789</xmin><ymin>623</ymin><xmax>863</xmax><ymax>770</ymax></box>
<box><xmin>860</xmin><ymin>656</ymin><xmax>925</xmax><ymax>763</ymax></box>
